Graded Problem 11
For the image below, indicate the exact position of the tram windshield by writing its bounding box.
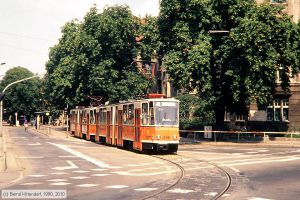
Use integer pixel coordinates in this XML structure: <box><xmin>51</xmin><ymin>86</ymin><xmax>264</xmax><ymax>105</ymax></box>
<box><xmin>154</xmin><ymin>101</ymin><xmax>179</xmax><ymax>126</ymax></box>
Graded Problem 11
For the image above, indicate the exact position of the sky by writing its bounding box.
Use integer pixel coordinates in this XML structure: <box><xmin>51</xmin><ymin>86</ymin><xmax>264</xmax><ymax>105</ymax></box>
<box><xmin>0</xmin><ymin>0</ymin><xmax>160</xmax><ymax>76</ymax></box>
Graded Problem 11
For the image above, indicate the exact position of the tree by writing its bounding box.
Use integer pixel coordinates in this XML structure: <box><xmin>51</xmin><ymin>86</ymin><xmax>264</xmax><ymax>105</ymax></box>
<box><xmin>159</xmin><ymin>0</ymin><xmax>300</xmax><ymax>128</ymax></box>
<box><xmin>0</xmin><ymin>67</ymin><xmax>41</xmax><ymax>121</ymax></box>
<box><xmin>176</xmin><ymin>94</ymin><xmax>215</xmax><ymax>129</ymax></box>
<box><xmin>45</xmin><ymin>5</ymin><xmax>151</xmax><ymax>111</ymax></box>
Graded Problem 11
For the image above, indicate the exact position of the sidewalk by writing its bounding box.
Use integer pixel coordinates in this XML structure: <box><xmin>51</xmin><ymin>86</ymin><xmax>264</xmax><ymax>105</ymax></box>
<box><xmin>31</xmin><ymin>125</ymin><xmax>71</xmax><ymax>140</ymax></box>
<box><xmin>180</xmin><ymin>137</ymin><xmax>300</xmax><ymax>148</ymax></box>
<box><xmin>0</xmin><ymin>127</ymin><xmax>24</xmax><ymax>189</ymax></box>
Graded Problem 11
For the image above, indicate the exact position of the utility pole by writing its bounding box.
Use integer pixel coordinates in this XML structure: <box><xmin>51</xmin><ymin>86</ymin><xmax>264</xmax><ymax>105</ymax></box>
<box><xmin>0</xmin><ymin>74</ymin><xmax>43</xmax><ymax>137</ymax></box>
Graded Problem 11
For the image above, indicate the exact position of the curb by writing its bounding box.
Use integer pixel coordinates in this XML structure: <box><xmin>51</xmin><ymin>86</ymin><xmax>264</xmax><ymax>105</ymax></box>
<box><xmin>179</xmin><ymin>140</ymin><xmax>300</xmax><ymax>148</ymax></box>
<box><xmin>0</xmin><ymin>129</ymin><xmax>24</xmax><ymax>189</ymax></box>
<box><xmin>1</xmin><ymin>131</ymin><xmax>7</xmax><ymax>172</ymax></box>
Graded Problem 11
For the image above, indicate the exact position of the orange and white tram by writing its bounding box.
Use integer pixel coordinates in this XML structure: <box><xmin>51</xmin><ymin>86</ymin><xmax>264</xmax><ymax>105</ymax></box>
<box><xmin>87</xmin><ymin>107</ymin><xmax>97</xmax><ymax>141</ymax></box>
<box><xmin>70</xmin><ymin>108</ymin><xmax>83</xmax><ymax>138</ymax></box>
<box><xmin>70</xmin><ymin>95</ymin><xmax>179</xmax><ymax>153</ymax></box>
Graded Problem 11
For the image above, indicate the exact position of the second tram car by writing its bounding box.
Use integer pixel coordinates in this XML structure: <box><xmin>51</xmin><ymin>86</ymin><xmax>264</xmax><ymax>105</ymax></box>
<box><xmin>70</xmin><ymin>95</ymin><xmax>179</xmax><ymax>153</ymax></box>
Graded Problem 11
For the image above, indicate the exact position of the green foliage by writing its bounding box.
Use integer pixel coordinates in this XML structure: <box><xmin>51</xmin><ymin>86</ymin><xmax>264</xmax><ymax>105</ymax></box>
<box><xmin>159</xmin><ymin>0</ymin><xmax>300</xmax><ymax>127</ymax></box>
<box><xmin>46</xmin><ymin>5</ymin><xmax>152</xmax><ymax>110</ymax></box>
<box><xmin>136</xmin><ymin>16</ymin><xmax>161</xmax><ymax>60</ymax></box>
<box><xmin>0</xmin><ymin>67</ymin><xmax>41</xmax><ymax>120</ymax></box>
<box><xmin>176</xmin><ymin>94</ymin><xmax>215</xmax><ymax>129</ymax></box>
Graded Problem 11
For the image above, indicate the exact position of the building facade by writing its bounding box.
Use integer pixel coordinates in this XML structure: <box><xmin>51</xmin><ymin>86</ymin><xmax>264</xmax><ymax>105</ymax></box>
<box><xmin>231</xmin><ymin>0</ymin><xmax>300</xmax><ymax>131</ymax></box>
<box><xmin>160</xmin><ymin>0</ymin><xmax>300</xmax><ymax>131</ymax></box>
<box><xmin>256</xmin><ymin>0</ymin><xmax>300</xmax><ymax>23</ymax></box>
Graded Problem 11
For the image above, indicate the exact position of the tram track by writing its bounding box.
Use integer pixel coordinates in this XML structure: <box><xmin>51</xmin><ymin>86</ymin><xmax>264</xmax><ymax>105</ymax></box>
<box><xmin>182</xmin><ymin>155</ymin><xmax>232</xmax><ymax>200</ymax></box>
<box><xmin>139</xmin><ymin>155</ymin><xmax>185</xmax><ymax>200</ymax></box>
<box><xmin>141</xmin><ymin>154</ymin><xmax>232</xmax><ymax>200</ymax></box>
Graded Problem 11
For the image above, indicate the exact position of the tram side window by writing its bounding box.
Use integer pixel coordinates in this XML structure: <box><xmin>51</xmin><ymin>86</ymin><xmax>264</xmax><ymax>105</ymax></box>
<box><xmin>149</xmin><ymin>102</ymin><xmax>154</xmax><ymax>125</ymax></box>
<box><xmin>99</xmin><ymin>108</ymin><xmax>106</xmax><ymax>124</ymax></box>
<box><xmin>115</xmin><ymin>106</ymin><xmax>118</xmax><ymax>125</ymax></box>
<box><xmin>71</xmin><ymin>111</ymin><xmax>75</xmax><ymax>122</ymax></box>
<box><xmin>142</xmin><ymin>103</ymin><xmax>148</xmax><ymax>125</ymax></box>
<box><xmin>82</xmin><ymin>111</ymin><xmax>87</xmax><ymax>124</ymax></box>
<box><xmin>123</xmin><ymin>105</ymin><xmax>128</xmax><ymax>124</ymax></box>
<box><xmin>128</xmin><ymin>104</ymin><xmax>134</xmax><ymax>125</ymax></box>
<box><xmin>89</xmin><ymin>110</ymin><xmax>95</xmax><ymax>124</ymax></box>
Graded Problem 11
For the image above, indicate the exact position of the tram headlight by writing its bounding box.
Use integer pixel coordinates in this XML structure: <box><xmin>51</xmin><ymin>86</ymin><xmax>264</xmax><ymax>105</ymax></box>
<box><xmin>173</xmin><ymin>135</ymin><xmax>177</xmax><ymax>140</ymax></box>
<box><xmin>157</xmin><ymin>135</ymin><xmax>160</xmax><ymax>140</ymax></box>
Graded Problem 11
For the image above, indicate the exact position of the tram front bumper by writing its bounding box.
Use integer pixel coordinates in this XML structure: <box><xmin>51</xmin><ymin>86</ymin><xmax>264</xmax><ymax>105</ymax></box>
<box><xmin>142</xmin><ymin>141</ymin><xmax>179</xmax><ymax>152</ymax></box>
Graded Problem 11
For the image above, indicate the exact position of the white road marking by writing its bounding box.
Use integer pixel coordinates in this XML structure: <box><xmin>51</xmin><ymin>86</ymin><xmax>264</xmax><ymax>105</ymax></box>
<box><xmin>246</xmin><ymin>152</ymin><xmax>258</xmax><ymax>154</ymax></box>
<box><xmin>152</xmin><ymin>161</ymin><xmax>167</xmax><ymax>164</ymax></box>
<box><xmin>11</xmin><ymin>137</ymin><xmax>26</xmax><ymax>139</ymax></box>
<box><xmin>167</xmin><ymin>188</ymin><xmax>195</xmax><ymax>194</ymax></box>
<box><xmin>220</xmin><ymin>156</ymin><xmax>300</xmax><ymax>167</ymax></box>
<box><xmin>28</xmin><ymin>174</ymin><xmax>48</xmax><ymax>177</ymax></box>
<box><xmin>49</xmin><ymin>142</ymin><xmax>112</xmax><ymax>168</ymax></box>
<box><xmin>247</xmin><ymin>198</ymin><xmax>274</xmax><ymax>200</ymax></box>
<box><xmin>77</xmin><ymin>184</ymin><xmax>99</xmax><ymax>187</ymax></box>
<box><xmin>91</xmin><ymin>168</ymin><xmax>108</xmax><ymax>171</ymax></box>
<box><xmin>204</xmin><ymin>192</ymin><xmax>218</xmax><ymax>196</ymax></box>
<box><xmin>72</xmin><ymin>170</ymin><xmax>90</xmax><ymax>173</ymax></box>
<box><xmin>186</xmin><ymin>162</ymin><xmax>201</xmax><ymax>165</ymax></box>
<box><xmin>52</xmin><ymin>160</ymin><xmax>78</xmax><ymax>170</ymax></box>
<box><xmin>58</xmin><ymin>155</ymin><xmax>78</xmax><ymax>158</ymax></box>
<box><xmin>91</xmin><ymin>174</ymin><xmax>110</xmax><ymax>177</ymax></box>
<box><xmin>65</xmin><ymin>145</ymin><xmax>99</xmax><ymax>149</ymax></box>
<box><xmin>70</xmin><ymin>176</ymin><xmax>89</xmax><ymax>179</ymax></box>
<box><xmin>51</xmin><ymin>172</ymin><xmax>68</xmax><ymax>175</ymax></box>
<box><xmin>20</xmin><ymin>182</ymin><xmax>42</xmax><ymax>185</ymax></box>
<box><xmin>107</xmin><ymin>166</ymin><xmax>123</xmax><ymax>169</ymax></box>
<box><xmin>214</xmin><ymin>155</ymin><xmax>300</xmax><ymax>165</ymax></box>
<box><xmin>229</xmin><ymin>167</ymin><xmax>240</xmax><ymax>173</ymax></box>
<box><xmin>124</xmin><ymin>164</ymin><xmax>141</xmax><ymax>167</ymax></box>
<box><xmin>111</xmin><ymin>169</ymin><xmax>178</xmax><ymax>176</ymax></box>
<box><xmin>19</xmin><ymin>156</ymin><xmax>44</xmax><ymax>159</ymax></box>
<box><xmin>105</xmin><ymin>185</ymin><xmax>128</xmax><ymax>189</ymax></box>
<box><xmin>258</xmin><ymin>150</ymin><xmax>270</xmax><ymax>152</ymax></box>
<box><xmin>128</xmin><ymin>167</ymin><xmax>160</xmax><ymax>172</ymax></box>
<box><xmin>27</xmin><ymin>142</ymin><xmax>41</xmax><ymax>146</ymax></box>
<box><xmin>134</xmin><ymin>188</ymin><xmax>158</xmax><ymax>191</ymax></box>
<box><xmin>48</xmin><ymin>179</ymin><xmax>68</xmax><ymax>182</ymax></box>
<box><xmin>128</xmin><ymin>169</ymin><xmax>144</xmax><ymax>172</ymax></box>
<box><xmin>50</xmin><ymin>182</ymin><xmax>71</xmax><ymax>186</ymax></box>
<box><xmin>182</xmin><ymin>156</ymin><xmax>300</xmax><ymax>171</ymax></box>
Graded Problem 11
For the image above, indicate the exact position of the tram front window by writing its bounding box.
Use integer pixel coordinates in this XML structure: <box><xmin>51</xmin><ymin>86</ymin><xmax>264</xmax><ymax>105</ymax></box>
<box><xmin>154</xmin><ymin>101</ymin><xmax>178</xmax><ymax>126</ymax></box>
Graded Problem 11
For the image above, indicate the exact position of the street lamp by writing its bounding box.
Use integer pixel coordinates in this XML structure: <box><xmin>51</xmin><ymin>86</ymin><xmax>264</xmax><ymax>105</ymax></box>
<box><xmin>208</xmin><ymin>30</ymin><xmax>230</xmax><ymax>34</ymax></box>
<box><xmin>0</xmin><ymin>74</ymin><xmax>44</xmax><ymax>137</ymax></box>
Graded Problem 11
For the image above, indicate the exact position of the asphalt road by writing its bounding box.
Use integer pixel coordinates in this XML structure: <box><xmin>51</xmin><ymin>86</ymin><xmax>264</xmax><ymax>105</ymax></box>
<box><xmin>179</xmin><ymin>145</ymin><xmax>300</xmax><ymax>200</ymax></box>
<box><xmin>2</xmin><ymin>127</ymin><xmax>300</xmax><ymax>200</ymax></box>
<box><xmin>3</xmin><ymin>128</ymin><xmax>180</xmax><ymax>200</ymax></box>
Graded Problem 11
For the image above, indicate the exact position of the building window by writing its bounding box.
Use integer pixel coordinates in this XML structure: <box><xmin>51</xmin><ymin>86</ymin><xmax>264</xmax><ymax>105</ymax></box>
<box><xmin>270</xmin><ymin>0</ymin><xmax>287</xmax><ymax>3</ymax></box>
<box><xmin>267</xmin><ymin>99</ymin><xmax>289</xmax><ymax>122</ymax></box>
<box><xmin>236</xmin><ymin>114</ymin><xmax>245</xmax><ymax>122</ymax></box>
<box><xmin>224</xmin><ymin>110</ymin><xmax>230</xmax><ymax>122</ymax></box>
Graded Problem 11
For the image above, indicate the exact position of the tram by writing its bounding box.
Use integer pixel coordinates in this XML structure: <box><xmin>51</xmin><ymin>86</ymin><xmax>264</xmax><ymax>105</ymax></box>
<box><xmin>70</xmin><ymin>94</ymin><xmax>179</xmax><ymax>153</ymax></box>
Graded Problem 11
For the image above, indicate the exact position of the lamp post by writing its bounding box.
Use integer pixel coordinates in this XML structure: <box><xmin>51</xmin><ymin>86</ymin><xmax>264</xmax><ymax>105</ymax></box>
<box><xmin>0</xmin><ymin>74</ymin><xmax>43</xmax><ymax>137</ymax></box>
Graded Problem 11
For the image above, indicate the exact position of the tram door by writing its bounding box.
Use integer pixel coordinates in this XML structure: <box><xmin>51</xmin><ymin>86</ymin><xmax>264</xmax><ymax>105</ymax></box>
<box><xmin>111</xmin><ymin>106</ymin><xmax>116</xmax><ymax>146</ymax></box>
<box><xmin>117</xmin><ymin>110</ymin><xmax>123</xmax><ymax>147</ymax></box>
<box><xmin>107</xmin><ymin>110</ymin><xmax>111</xmax><ymax>144</ymax></box>
<box><xmin>135</xmin><ymin>108</ymin><xmax>141</xmax><ymax>149</ymax></box>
